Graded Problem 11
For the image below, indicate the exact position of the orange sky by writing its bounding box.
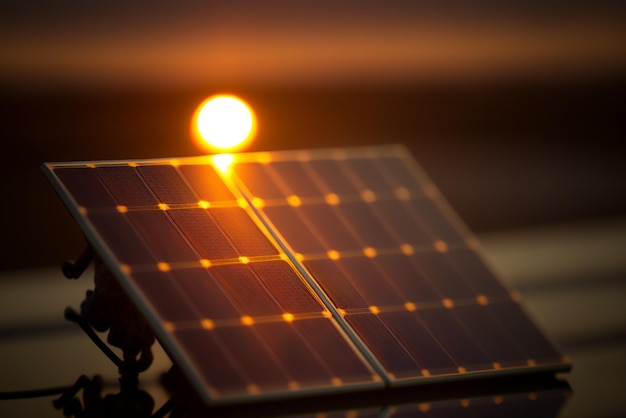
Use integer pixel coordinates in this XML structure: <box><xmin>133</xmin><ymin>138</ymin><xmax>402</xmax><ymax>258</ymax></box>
<box><xmin>1</xmin><ymin>3</ymin><xmax>624</xmax><ymax>88</ymax></box>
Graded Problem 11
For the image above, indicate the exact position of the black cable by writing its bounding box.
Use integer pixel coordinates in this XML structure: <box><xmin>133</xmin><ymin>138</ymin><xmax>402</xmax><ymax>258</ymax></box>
<box><xmin>63</xmin><ymin>307</ymin><xmax>123</xmax><ymax>368</ymax></box>
<box><xmin>0</xmin><ymin>385</ymin><xmax>70</xmax><ymax>400</ymax></box>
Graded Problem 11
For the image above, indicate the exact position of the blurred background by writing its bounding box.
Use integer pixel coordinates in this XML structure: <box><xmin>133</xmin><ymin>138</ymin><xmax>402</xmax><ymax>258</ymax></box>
<box><xmin>1</xmin><ymin>0</ymin><xmax>625</xmax><ymax>270</ymax></box>
<box><xmin>1</xmin><ymin>2</ymin><xmax>626</xmax><ymax>416</ymax></box>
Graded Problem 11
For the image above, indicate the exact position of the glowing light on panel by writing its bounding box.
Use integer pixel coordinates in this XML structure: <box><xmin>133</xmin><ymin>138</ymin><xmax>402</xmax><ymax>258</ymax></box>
<box><xmin>212</xmin><ymin>153</ymin><xmax>235</xmax><ymax>174</ymax></box>
<box><xmin>191</xmin><ymin>94</ymin><xmax>257</xmax><ymax>153</ymax></box>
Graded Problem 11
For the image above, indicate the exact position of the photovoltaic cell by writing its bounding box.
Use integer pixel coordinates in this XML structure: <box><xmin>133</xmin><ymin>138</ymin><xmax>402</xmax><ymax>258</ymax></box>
<box><xmin>378</xmin><ymin>311</ymin><xmax>458</xmax><ymax>375</ymax></box>
<box><xmin>96</xmin><ymin>166</ymin><xmax>159</xmax><ymax>206</ymax></box>
<box><xmin>43</xmin><ymin>145</ymin><xmax>569</xmax><ymax>405</ymax></box>
<box><xmin>168</xmin><ymin>209</ymin><xmax>239</xmax><ymax>260</ymax></box>
<box><xmin>136</xmin><ymin>165</ymin><xmax>198</xmax><ymax>204</ymax></box>
<box><xmin>87</xmin><ymin>212</ymin><xmax>157</xmax><ymax>265</ymax></box>
<box><xmin>178</xmin><ymin>164</ymin><xmax>236</xmax><ymax>202</ymax></box>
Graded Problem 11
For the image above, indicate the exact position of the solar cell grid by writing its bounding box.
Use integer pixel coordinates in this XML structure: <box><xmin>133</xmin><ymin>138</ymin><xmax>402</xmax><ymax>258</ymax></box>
<box><xmin>231</xmin><ymin>146</ymin><xmax>567</xmax><ymax>385</ymax></box>
<box><xmin>46</xmin><ymin>159</ymin><xmax>381</xmax><ymax>402</ymax></box>
<box><xmin>43</xmin><ymin>145</ymin><xmax>569</xmax><ymax>405</ymax></box>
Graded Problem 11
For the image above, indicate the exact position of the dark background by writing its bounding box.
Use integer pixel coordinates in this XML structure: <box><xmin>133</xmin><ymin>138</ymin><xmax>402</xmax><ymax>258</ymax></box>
<box><xmin>1</xmin><ymin>1</ymin><xmax>625</xmax><ymax>270</ymax></box>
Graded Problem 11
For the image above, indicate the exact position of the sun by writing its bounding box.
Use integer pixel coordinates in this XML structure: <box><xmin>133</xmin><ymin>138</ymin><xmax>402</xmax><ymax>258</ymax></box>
<box><xmin>190</xmin><ymin>94</ymin><xmax>257</xmax><ymax>153</ymax></box>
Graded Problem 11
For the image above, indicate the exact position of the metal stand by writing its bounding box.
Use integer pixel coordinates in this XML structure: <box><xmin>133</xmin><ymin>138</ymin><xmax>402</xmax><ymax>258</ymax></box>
<box><xmin>54</xmin><ymin>245</ymin><xmax>172</xmax><ymax>417</ymax></box>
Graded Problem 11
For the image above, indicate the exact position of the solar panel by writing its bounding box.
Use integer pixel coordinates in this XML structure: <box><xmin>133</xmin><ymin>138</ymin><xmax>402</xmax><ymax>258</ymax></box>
<box><xmin>42</xmin><ymin>145</ymin><xmax>569</xmax><ymax>405</ymax></box>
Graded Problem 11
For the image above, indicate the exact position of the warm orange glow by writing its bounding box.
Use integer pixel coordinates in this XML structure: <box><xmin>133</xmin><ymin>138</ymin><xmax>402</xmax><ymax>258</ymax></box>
<box><xmin>191</xmin><ymin>94</ymin><xmax>257</xmax><ymax>153</ymax></box>
<box><xmin>157</xmin><ymin>262</ymin><xmax>171</xmax><ymax>272</ymax></box>
<box><xmin>363</xmin><ymin>247</ymin><xmax>377</xmax><ymax>258</ymax></box>
<box><xmin>212</xmin><ymin>153</ymin><xmax>235</xmax><ymax>174</ymax></box>
<box><xmin>241</xmin><ymin>316</ymin><xmax>255</xmax><ymax>326</ymax></box>
<box><xmin>201</xmin><ymin>319</ymin><xmax>215</xmax><ymax>330</ymax></box>
<box><xmin>368</xmin><ymin>306</ymin><xmax>380</xmax><ymax>315</ymax></box>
